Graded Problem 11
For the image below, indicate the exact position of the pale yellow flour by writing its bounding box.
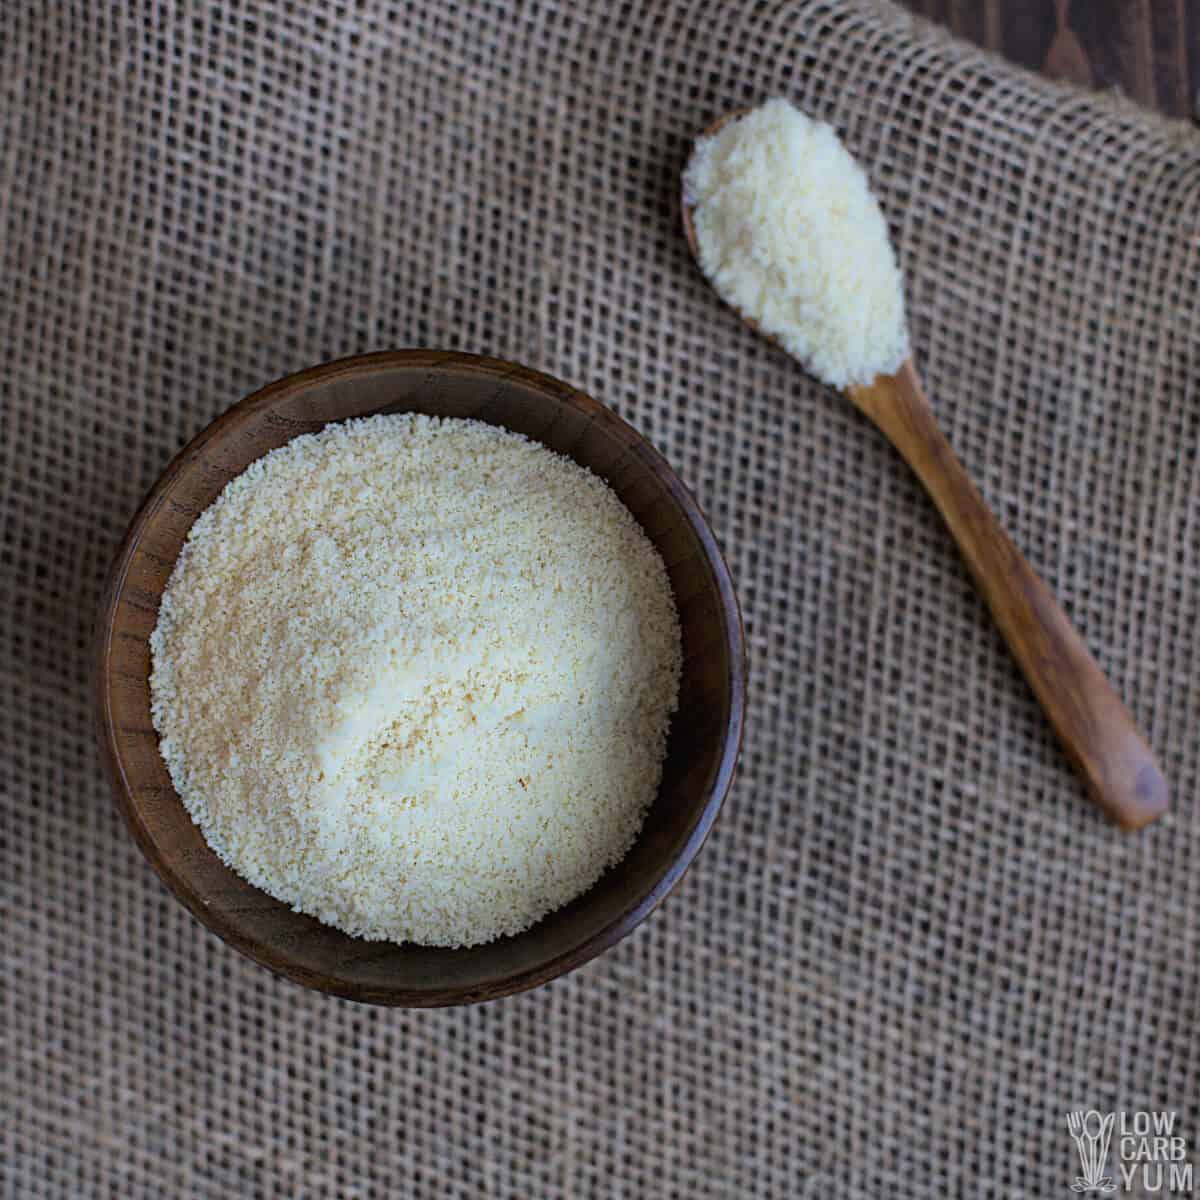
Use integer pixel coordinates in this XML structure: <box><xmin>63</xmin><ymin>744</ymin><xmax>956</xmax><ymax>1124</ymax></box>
<box><xmin>149</xmin><ymin>414</ymin><xmax>681</xmax><ymax>947</ymax></box>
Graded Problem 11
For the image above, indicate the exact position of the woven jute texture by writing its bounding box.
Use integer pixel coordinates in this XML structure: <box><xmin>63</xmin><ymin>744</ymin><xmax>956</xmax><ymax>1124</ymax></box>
<box><xmin>2</xmin><ymin>1</ymin><xmax>1198</xmax><ymax>1195</ymax></box>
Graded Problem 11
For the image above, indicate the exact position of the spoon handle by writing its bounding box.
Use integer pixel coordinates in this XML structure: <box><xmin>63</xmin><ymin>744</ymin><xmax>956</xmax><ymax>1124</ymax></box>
<box><xmin>849</xmin><ymin>360</ymin><xmax>1167</xmax><ymax>830</ymax></box>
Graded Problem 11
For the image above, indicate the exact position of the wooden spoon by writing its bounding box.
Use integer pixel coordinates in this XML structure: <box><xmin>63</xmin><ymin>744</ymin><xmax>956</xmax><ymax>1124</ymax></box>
<box><xmin>682</xmin><ymin>113</ymin><xmax>1167</xmax><ymax>830</ymax></box>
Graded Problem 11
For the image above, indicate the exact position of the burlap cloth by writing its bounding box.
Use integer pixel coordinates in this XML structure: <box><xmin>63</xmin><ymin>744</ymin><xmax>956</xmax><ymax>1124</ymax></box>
<box><xmin>2</xmin><ymin>0</ymin><xmax>1198</xmax><ymax>1194</ymax></box>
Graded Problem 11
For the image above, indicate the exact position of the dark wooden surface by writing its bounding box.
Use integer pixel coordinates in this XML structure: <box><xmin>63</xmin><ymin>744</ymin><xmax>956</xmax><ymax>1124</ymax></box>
<box><xmin>900</xmin><ymin>0</ymin><xmax>1199</xmax><ymax>120</ymax></box>
<box><xmin>850</xmin><ymin>364</ymin><xmax>1168</xmax><ymax>831</ymax></box>
<box><xmin>95</xmin><ymin>350</ymin><xmax>747</xmax><ymax>1006</ymax></box>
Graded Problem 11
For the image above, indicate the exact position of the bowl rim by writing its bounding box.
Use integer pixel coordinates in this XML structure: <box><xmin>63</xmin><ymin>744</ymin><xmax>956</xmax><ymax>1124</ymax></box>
<box><xmin>94</xmin><ymin>349</ymin><xmax>747</xmax><ymax>1005</ymax></box>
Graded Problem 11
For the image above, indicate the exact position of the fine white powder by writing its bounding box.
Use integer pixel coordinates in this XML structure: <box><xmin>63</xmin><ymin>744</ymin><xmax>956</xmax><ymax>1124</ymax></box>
<box><xmin>684</xmin><ymin>97</ymin><xmax>909</xmax><ymax>388</ymax></box>
<box><xmin>149</xmin><ymin>414</ymin><xmax>682</xmax><ymax>948</ymax></box>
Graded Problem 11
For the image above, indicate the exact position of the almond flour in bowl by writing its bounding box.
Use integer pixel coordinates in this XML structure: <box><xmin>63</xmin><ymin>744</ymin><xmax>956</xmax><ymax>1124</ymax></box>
<box><xmin>149</xmin><ymin>413</ymin><xmax>682</xmax><ymax>948</ymax></box>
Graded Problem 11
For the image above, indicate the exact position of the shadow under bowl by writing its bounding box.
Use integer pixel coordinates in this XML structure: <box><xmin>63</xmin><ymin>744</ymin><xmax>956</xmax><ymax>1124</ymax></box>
<box><xmin>95</xmin><ymin>350</ymin><xmax>746</xmax><ymax>1005</ymax></box>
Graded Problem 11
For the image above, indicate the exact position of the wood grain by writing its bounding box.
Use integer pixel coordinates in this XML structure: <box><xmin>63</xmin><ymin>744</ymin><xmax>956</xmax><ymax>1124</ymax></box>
<box><xmin>849</xmin><ymin>363</ymin><xmax>1168</xmax><ymax>830</ymax></box>
<box><xmin>94</xmin><ymin>351</ymin><xmax>747</xmax><ymax>1006</ymax></box>
<box><xmin>901</xmin><ymin>0</ymin><xmax>1198</xmax><ymax>119</ymax></box>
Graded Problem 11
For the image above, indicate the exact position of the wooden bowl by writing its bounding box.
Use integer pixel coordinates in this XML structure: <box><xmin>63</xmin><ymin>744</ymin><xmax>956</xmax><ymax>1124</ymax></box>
<box><xmin>95</xmin><ymin>351</ymin><xmax>746</xmax><ymax>1005</ymax></box>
